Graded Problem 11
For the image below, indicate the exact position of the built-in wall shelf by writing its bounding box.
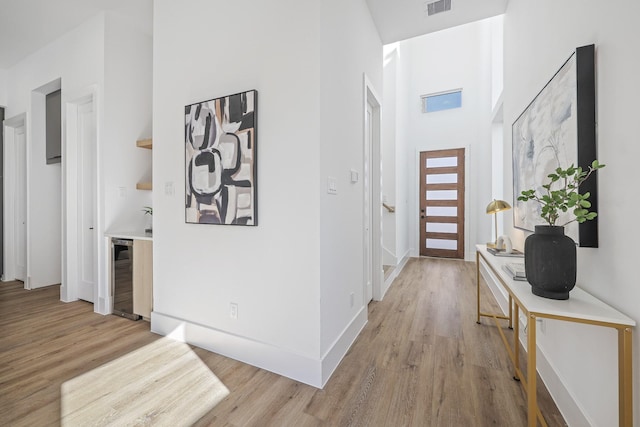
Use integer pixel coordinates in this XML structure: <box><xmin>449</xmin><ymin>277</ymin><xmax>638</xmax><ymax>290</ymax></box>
<box><xmin>137</xmin><ymin>138</ymin><xmax>152</xmax><ymax>190</ymax></box>
<box><xmin>136</xmin><ymin>182</ymin><xmax>152</xmax><ymax>191</ymax></box>
<box><xmin>136</xmin><ymin>138</ymin><xmax>153</xmax><ymax>149</ymax></box>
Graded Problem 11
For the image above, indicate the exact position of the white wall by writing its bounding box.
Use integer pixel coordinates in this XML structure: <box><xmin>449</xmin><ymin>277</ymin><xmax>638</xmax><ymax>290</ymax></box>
<box><xmin>152</xmin><ymin>0</ymin><xmax>324</xmax><ymax>386</ymax></box>
<box><xmin>96</xmin><ymin>8</ymin><xmax>153</xmax><ymax>312</ymax></box>
<box><xmin>5</xmin><ymin>14</ymin><xmax>105</xmax><ymax>289</ymax></box>
<box><xmin>382</xmin><ymin>44</ymin><xmax>398</xmax><ymax>264</ymax></box>
<box><xmin>395</xmin><ymin>18</ymin><xmax>497</xmax><ymax>260</ymax></box>
<box><xmin>490</xmin><ymin>15</ymin><xmax>504</xmax><ymax>110</ymax></box>
<box><xmin>394</xmin><ymin>43</ymin><xmax>412</xmax><ymax>262</ymax></box>
<box><xmin>383</xmin><ymin>42</ymin><xmax>414</xmax><ymax>266</ymax></box>
<box><xmin>103</xmin><ymin>11</ymin><xmax>153</xmax><ymax>233</ymax></box>
<box><xmin>318</xmin><ymin>0</ymin><xmax>383</xmax><ymax>377</ymax></box>
<box><xmin>504</xmin><ymin>1</ymin><xmax>640</xmax><ymax>424</ymax></box>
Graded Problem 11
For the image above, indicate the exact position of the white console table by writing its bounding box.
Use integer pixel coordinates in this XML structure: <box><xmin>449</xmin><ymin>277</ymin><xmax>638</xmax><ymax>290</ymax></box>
<box><xmin>475</xmin><ymin>244</ymin><xmax>635</xmax><ymax>427</ymax></box>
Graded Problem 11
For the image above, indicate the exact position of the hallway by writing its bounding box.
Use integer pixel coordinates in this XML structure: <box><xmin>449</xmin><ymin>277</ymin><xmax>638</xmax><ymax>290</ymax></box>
<box><xmin>0</xmin><ymin>257</ymin><xmax>564</xmax><ymax>426</ymax></box>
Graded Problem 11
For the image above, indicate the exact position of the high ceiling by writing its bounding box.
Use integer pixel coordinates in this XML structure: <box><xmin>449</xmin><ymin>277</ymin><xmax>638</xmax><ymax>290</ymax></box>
<box><xmin>0</xmin><ymin>0</ymin><xmax>152</xmax><ymax>69</ymax></box>
<box><xmin>0</xmin><ymin>0</ymin><xmax>507</xmax><ymax>70</ymax></box>
<box><xmin>365</xmin><ymin>0</ymin><xmax>508</xmax><ymax>44</ymax></box>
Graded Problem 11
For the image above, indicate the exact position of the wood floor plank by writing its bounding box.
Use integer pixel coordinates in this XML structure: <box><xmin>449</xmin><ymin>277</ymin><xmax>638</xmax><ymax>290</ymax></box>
<box><xmin>0</xmin><ymin>257</ymin><xmax>567</xmax><ymax>426</ymax></box>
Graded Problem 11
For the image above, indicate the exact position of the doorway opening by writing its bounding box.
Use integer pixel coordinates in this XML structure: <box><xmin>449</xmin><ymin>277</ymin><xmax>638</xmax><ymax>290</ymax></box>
<box><xmin>63</xmin><ymin>92</ymin><xmax>97</xmax><ymax>306</ymax></box>
<box><xmin>364</xmin><ymin>75</ymin><xmax>383</xmax><ymax>303</ymax></box>
<box><xmin>3</xmin><ymin>114</ymin><xmax>28</xmax><ymax>286</ymax></box>
<box><xmin>419</xmin><ymin>148</ymin><xmax>465</xmax><ymax>259</ymax></box>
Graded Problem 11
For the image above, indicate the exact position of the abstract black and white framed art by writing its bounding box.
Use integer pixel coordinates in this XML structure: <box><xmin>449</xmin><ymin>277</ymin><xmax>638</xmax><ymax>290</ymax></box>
<box><xmin>185</xmin><ymin>90</ymin><xmax>257</xmax><ymax>225</ymax></box>
<box><xmin>512</xmin><ymin>45</ymin><xmax>598</xmax><ymax>247</ymax></box>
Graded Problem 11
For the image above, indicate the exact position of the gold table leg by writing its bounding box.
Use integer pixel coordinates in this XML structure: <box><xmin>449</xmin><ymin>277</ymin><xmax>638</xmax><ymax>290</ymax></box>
<box><xmin>514</xmin><ymin>304</ymin><xmax>520</xmax><ymax>381</ymax></box>
<box><xmin>476</xmin><ymin>251</ymin><xmax>481</xmax><ymax>324</ymax></box>
<box><xmin>618</xmin><ymin>327</ymin><xmax>633</xmax><ymax>427</ymax></box>
<box><xmin>527</xmin><ymin>313</ymin><xmax>537</xmax><ymax>427</ymax></box>
<box><xmin>509</xmin><ymin>294</ymin><xmax>513</xmax><ymax>329</ymax></box>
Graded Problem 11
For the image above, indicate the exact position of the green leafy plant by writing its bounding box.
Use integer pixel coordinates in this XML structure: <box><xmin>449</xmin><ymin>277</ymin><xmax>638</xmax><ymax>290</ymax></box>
<box><xmin>142</xmin><ymin>206</ymin><xmax>153</xmax><ymax>216</ymax></box>
<box><xmin>518</xmin><ymin>160</ymin><xmax>605</xmax><ymax>226</ymax></box>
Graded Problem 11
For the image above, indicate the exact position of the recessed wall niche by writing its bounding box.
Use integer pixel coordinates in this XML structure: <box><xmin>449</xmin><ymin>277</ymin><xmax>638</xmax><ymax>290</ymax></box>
<box><xmin>46</xmin><ymin>89</ymin><xmax>62</xmax><ymax>164</ymax></box>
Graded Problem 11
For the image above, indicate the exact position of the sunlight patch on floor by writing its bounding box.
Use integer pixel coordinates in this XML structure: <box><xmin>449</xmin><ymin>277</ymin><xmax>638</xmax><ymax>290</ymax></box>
<box><xmin>61</xmin><ymin>337</ymin><xmax>229</xmax><ymax>426</ymax></box>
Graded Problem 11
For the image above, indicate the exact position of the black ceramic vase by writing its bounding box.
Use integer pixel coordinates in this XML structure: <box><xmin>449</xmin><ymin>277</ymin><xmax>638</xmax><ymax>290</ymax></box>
<box><xmin>524</xmin><ymin>225</ymin><xmax>576</xmax><ymax>300</ymax></box>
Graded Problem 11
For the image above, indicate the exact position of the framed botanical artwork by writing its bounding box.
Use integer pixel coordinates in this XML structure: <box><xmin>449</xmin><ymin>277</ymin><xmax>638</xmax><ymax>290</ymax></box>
<box><xmin>185</xmin><ymin>90</ymin><xmax>257</xmax><ymax>225</ymax></box>
<box><xmin>512</xmin><ymin>45</ymin><xmax>598</xmax><ymax>247</ymax></box>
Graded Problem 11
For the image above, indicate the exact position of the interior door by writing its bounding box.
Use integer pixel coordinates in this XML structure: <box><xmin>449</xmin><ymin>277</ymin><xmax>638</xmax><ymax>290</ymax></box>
<box><xmin>363</xmin><ymin>102</ymin><xmax>373</xmax><ymax>303</ymax></box>
<box><xmin>77</xmin><ymin>100</ymin><xmax>96</xmax><ymax>302</ymax></box>
<box><xmin>419</xmin><ymin>148</ymin><xmax>465</xmax><ymax>259</ymax></box>
<box><xmin>15</xmin><ymin>125</ymin><xmax>27</xmax><ymax>281</ymax></box>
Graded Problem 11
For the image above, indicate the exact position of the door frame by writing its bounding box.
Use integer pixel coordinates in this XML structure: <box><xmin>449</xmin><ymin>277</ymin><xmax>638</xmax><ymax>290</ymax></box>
<box><xmin>363</xmin><ymin>74</ymin><xmax>383</xmax><ymax>302</ymax></box>
<box><xmin>419</xmin><ymin>148</ymin><xmax>465</xmax><ymax>259</ymax></box>
<box><xmin>0</xmin><ymin>107</ymin><xmax>4</xmax><ymax>278</ymax></box>
<box><xmin>62</xmin><ymin>89</ymin><xmax>99</xmax><ymax>307</ymax></box>
<box><xmin>2</xmin><ymin>113</ymin><xmax>28</xmax><ymax>286</ymax></box>
<box><xmin>414</xmin><ymin>144</ymin><xmax>470</xmax><ymax>259</ymax></box>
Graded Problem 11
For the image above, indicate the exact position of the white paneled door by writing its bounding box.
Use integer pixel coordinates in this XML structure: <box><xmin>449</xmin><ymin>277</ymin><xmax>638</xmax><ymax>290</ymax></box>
<box><xmin>15</xmin><ymin>126</ymin><xmax>27</xmax><ymax>282</ymax></box>
<box><xmin>77</xmin><ymin>100</ymin><xmax>96</xmax><ymax>302</ymax></box>
<box><xmin>419</xmin><ymin>148</ymin><xmax>465</xmax><ymax>259</ymax></box>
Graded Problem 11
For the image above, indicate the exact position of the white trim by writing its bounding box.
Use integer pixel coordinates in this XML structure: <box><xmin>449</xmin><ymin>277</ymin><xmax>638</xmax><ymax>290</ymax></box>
<box><xmin>152</xmin><ymin>311</ymin><xmax>325</xmax><ymax>388</ymax></box>
<box><xmin>63</xmin><ymin>86</ymin><xmax>105</xmax><ymax>313</ymax></box>
<box><xmin>321</xmin><ymin>306</ymin><xmax>367</xmax><ymax>386</ymax></box>
<box><xmin>152</xmin><ymin>307</ymin><xmax>368</xmax><ymax>389</ymax></box>
<box><xmin>421</xmin><ymin>88</ymin><xmax>463</xmax><ymax>113</ymax></box>
<box><xmin>2</xmin><ymin>114</ymin><xmax>27</xmax><ymax>284</ymax></box>
<box><xmin>381</xmin><ymin>250</ymin><xmax>411</xmax><ymax>299</ymax></box>
<box><xmin>363</xmin><ymin>74</ymin><xmax>384</xmax><ymax>302</ymax></box>
<box><xmin>413</xmin><ymin>144</ymin><xmax>471</xmax><ymax>260</ymax></box>
<box><xmin>421</xmin><ymin>88</ymin><xmax>464</xmax><ymax>98</ymax></box>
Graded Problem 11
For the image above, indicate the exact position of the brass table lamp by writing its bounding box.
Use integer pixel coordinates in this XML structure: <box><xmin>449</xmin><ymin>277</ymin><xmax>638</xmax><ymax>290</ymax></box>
<box><xmin>486</xmin><ymin>199</ymin><xmax>511</xmax><ymax>248</ymax></box>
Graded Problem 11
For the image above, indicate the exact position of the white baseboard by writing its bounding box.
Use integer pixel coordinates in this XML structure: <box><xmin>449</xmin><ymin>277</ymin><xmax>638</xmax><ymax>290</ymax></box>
<box><xmin>152</xmin><ymin>307</ymin><xmax>369</xmax><ymax>389</ymax></box>
<box><xmin>381</xmin><ymin>250</ymin><xmax>410</xmax><ymax>299</ymax></box>
<box><xmin>382</xmin><ymin>246</ymin><xmax>397</xmax><ymax>266</ymax></box>
<box><xmin>478</xmin><ymin>258</ymin><xmax>591</xmax><ymax>427</ymax></box>
<box><xmin>95</xmin><ymin>296</ymin><xmax>110</xmax><ymax>315</ymax></box>
<box><xmin>536</xmin><ymin>345</ymin><xmax>592</xmax><ymax>426</ymax></box>
<box><xmin>321</xmin><ymin>306</ymin><xmax>367</xmax><ymax>386</ymax></box>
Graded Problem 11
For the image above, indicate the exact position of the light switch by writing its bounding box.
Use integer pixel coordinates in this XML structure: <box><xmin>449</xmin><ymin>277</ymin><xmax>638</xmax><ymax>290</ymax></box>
<box><xmin>350</xmin><ymin>170</ymin><xmax>358</xmax><ymax>183</ymax></box>
<box><xmin>327</xmin><ymin>177</ymin><xmax>337</xmax><ymax>195</ymax></box>
<box><xmin>165</xmin><ymin>182</ymin><xmax>175</xmax><ymax>196</ymax></box>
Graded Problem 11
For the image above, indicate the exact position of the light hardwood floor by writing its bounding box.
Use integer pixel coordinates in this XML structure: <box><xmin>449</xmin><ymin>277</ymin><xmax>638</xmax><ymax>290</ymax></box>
<box><xmin>0</xmin><ymin>258</ymin><xmax>566</xmax><ymax>426</ymax></box>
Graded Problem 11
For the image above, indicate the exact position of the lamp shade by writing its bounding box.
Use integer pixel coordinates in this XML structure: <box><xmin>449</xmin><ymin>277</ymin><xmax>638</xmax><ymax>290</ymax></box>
<box><xmin>486</xmin><ymin>199</ymin><xmax>511</xmax><ymax>214</ymax></box>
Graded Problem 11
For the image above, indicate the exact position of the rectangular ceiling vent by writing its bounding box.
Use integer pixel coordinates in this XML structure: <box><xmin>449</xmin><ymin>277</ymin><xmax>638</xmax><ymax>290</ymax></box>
<box><xmin>426</xmin><ymin>0</ymin><xmax>452</xmax><ymax>16</ymax></box>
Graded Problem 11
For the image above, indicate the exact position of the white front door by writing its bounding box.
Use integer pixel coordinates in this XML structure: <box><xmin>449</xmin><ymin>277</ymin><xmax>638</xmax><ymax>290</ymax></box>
<box><xmin>15</xmin><ymin>126</ymin><xmax>27</xmax><ymax>282</ymax></box>
<box><xmin>364</xmin><ymin>102</ymin><xmax>373</xmax><ymax>303</ymax></box>
<box><xmin>77</xmin><ymin>101</ymin><xmax>96</xmax><ymax>302</ymax></box>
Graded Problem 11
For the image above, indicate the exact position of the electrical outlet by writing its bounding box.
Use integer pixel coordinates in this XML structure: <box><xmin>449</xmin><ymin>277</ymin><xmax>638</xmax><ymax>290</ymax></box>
<box><xmin>230</xmin><ymin>303</ymin><xmax>238</xmax><ymax>319</ymax></box>
<box><xmin>537</xmin><ymin>318</ymin><xmax>545</xmax><ymax>334</ymax></box>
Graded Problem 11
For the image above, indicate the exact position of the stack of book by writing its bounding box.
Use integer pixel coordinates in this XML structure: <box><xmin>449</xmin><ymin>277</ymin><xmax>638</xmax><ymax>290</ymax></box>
<box><xmin>503</xmin><ymin>262</ymin><xmax>527</xmax><ymax>281</ymax></box>
<box><xmin>487</xmin><ymin>247</ymin><xmax>524</xmax><ymax>257</ymax></box>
